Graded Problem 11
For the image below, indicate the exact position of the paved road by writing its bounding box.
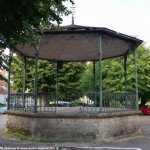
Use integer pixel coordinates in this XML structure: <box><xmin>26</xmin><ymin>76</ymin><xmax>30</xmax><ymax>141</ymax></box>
<box><xmin>0</xmin><ymin>114</ymin><xmax>150</xmax><ymax>150</ymax></box>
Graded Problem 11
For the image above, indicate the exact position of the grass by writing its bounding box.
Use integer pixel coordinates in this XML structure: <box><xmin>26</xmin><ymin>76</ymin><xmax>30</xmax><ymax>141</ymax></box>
<box><xmin>0</xmin><ymin>103</ymin><xmax>6</xmax><ymax>107</ymax></box>
<box><xmin>37</xmin><ymin>138</ymin><xmax>49</xmax><ymax>143</ymax></box>
<box><xmin>4</xmin><ymin>132</ymin><xmax>51</xmax><ymax>144</ymax></box>
<box><xmin>4</xmin><ymin>132</ymin><xmax>31</xmax><ymax>142</ymax></box>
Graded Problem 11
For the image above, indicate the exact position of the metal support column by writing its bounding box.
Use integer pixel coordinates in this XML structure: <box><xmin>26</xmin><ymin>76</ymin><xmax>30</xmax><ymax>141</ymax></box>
<box><xmin>23</xmin><ymin>57</ymin><xmax>26</xmax><ymax>107</ymax></box>
<box><xmin>34</xmin><ymin>49</ymin><xmax>39</xmax><ymax>113</ymax></box>
<box><xmin>93</xmin><ymin>61</ymin><xmax>96</xmax><ymax>106</ymax></box>
<box><xmin>124</xmin><ymin>55</ymin><xmax>127</xmax><ymax>92</ymax></box>
<box><xmin>134</xmin><ymin>49</ymin><xmax>138</xmax><ymax>109</ymax></box>
<box><xmin>56</xmin><ymin>62</ymin><xmax>59</xmax><ymax>106</ymax></box>
<box><xmin>93</xmin><ymin>61</ymin><xmax>96</xmax><ymax>92</ymax></box>
<box><xmin>99</xmin><ymin>35</ymin><xmax>103</xmax><ymax>112</ymax></box>
<box><xmin>7</xmin><ymin>49</ymin><xmax>12</xmax><ymax>110</ymax></box>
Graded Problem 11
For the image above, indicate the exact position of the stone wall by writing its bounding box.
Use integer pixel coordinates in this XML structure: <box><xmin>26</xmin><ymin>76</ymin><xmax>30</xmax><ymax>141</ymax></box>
<box><xmin>6</xmin><ymin>111</ymin><xmax>141</xmax><ymax>142</ymax></box>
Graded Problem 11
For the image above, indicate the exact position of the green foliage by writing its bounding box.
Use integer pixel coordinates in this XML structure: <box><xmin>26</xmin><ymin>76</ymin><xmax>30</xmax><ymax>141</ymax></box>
<box><xmin>0</xmin><ymin>0</ymin><xmax>73</xmax><ymax>82</ymax></box>
<box><xmin>0</xmin><ymin>103</ymin><xmax>6</xmax><ymax>107</ymax></box>
<box><xmin>58</xmin><ymin>62</ymin><xmax>85</xmax><ymax>101</ymax></box>
<box><xmin>0</xmin><ymin>50</ymin><xmax>9</xmax><ymax>82</ymax></box>
<box><xmin>11</xmin><ymin>55</ymin><xmax>85</xmax><ymax>101</ymax></box>
<box><xmin>0</xmin><ymin>0</ymin><xmax>73</xmax><ymax>49</ymax></box>
<box><xmin>11</xmin><ymin>56</ymin><xmax>56</xmax><ymax>92</ymax></box>
<box><xmin>37</xmin><ymin>138</ymin><xmax>49</xmax><ymax>143</ymax></box>
<box><xmin>4</xmin><ymin>132</ymin><xmax>30</xmax><ymax>142</ymax></box>
<box><xmin>80</xmin><ymin>44</ymin><xmax>150</xmax><ymax>101</ymax></box>
<box><xmin>109</xmin><ymin>99</ymin><xmax>121</xmax><ymax>107</ymax></box>
<box><xmin>136</xmin><ymin>44</ymin><xmax>150</xmax><ymax>101</ymax></box>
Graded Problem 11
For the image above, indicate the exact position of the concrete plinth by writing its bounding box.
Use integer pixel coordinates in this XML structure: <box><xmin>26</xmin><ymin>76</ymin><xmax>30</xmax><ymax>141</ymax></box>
<box><xmin>6</xmin><ymin>110</ymin><xmax>141</xmax><ymax>142</ymax></box>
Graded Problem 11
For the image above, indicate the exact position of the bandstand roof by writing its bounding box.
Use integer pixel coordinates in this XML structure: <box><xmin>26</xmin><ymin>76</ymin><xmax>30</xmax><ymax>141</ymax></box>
<box><xmin>11</xmin><ymin>24</ymin><xmax>143</xmax><ymax>61</ymax></box>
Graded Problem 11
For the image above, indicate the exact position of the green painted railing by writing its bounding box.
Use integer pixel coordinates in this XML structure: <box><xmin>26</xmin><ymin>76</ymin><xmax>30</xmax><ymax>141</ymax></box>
<box><xmin>8</xmin><ymin>92</ymin><xmax>136</xmax><ymax>113</ymax></box>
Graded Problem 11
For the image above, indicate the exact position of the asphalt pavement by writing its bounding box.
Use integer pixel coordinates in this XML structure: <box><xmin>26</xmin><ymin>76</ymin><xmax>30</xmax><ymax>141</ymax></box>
<box><xmin>0</xmin><ymin>114</ymin><xmax>150</xmax><ymax>150</ymax></box>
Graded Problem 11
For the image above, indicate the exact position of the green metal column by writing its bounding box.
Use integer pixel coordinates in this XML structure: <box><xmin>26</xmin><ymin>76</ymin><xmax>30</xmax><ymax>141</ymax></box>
<box><xmin>7</xmin><ymin>49</ymin><xmax>12</xmax><ymax>110</ymax></box>
<box><xmin>134</xmin><ymin>49</ymin><xmax>138</xmax><ymax>109</ymax></box>
<box><xmin>34</xmin><ymin>49</ymin><xmax>39</xmax><ymax>113</ymax></box>
<box><xmin>56</xmin><ymin>62</ymin><xmax>59</xmax><ymax>106</ymax></box>
<box><xmin>124</xmin><ymin>55</ymin><xmax>127</xmax><ymax>92</ymax></box>
<box><xmin>93</xmin><ymin>61</ymin><xmax>96</xmax><ymax>92</ymax></box>
<box><xmin>99</xmin><ymin>35</ymin><xmax>103</xmax><ymax>112</ymax></box>
<box><xmin>93</xmin><ymin>61</ymin><xmax>96</xmax><ymax>106</ymax></box>
<box><xmin>23</xmin><ymin>57</ymin><xmax>26</xmax><ymax>107</ymax></box>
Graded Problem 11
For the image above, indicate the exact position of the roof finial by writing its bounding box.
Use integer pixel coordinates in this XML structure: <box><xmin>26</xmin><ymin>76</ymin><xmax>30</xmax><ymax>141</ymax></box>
<box><xmin>70</xmin><ymin>4</ymin><xmax>76</xmax><ymax>25</ymax></box>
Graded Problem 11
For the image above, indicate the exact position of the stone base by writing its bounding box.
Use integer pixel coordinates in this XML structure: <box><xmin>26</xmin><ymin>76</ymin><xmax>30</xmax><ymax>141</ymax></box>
<box><xmin>6</xmin><ymin>111</ymin><xmax>141</xmax><ymax>142</ymax></box>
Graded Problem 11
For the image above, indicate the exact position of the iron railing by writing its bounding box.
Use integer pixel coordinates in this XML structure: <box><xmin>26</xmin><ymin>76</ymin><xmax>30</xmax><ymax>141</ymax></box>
<box><xmin>9</xmin><ymin>92</ymin><xmax>136</xmax><ymax>113</ymax></box>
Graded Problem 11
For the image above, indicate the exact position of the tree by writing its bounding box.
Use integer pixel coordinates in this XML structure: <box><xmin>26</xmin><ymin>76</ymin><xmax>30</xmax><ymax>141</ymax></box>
<box><xmin>0</xmin><ymin>50</ymin><xmax>9</xmax><ymax>82</ymax></box>
<box><xmin>136</xmin><ymin>44</ymin><xmax>150</xmax><ymax>102</ymax></box>
<box><xmin>0</xmin><ymin>0</ymin><xmax>73</xmax><ymax>81</ymax></box>
<box><xmin>80</xmin><ymin>44</ymin><xmax>150</xmax><ymax>102</ymax></box>
<box><xmin>0</xmin><ymin>0</ymin><xmax>73</xmax><ymax>49</ymax></box>
<box><xmin>11</xmin><ymin>55</ymin><xmax>85</xmax><ymax>105</ymax></box>
<box><xmin>58</xmin><ymin>62</ymin><xmax>85</xmax><ymax>101</ymax></box>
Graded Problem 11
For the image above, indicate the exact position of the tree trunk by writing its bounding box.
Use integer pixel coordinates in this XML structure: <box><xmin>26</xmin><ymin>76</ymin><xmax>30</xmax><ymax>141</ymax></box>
<box><xmin>42</xmin><ymin>93</ymin><xmax>49</xmax><ymax>107</ymax></box>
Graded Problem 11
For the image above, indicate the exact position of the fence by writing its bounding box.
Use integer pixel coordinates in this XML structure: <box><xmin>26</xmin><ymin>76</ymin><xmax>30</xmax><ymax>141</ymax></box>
<box><xmin>8</xmin><ymin>92</ymin><xmax>137</xmax><ymax>113</ymax></box>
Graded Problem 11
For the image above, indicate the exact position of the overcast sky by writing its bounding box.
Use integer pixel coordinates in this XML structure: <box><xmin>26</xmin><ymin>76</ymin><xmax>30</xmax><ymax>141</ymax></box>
<box><xmin>62</xmin><ymin>0</ymin><xmax>150</xmax><ymax>47</ymax></box>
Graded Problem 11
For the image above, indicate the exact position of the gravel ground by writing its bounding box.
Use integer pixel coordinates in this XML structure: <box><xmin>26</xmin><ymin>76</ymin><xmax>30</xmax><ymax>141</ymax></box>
<box><xmin>0</xmin><ymin>114</ymin><xmax>150</xmax><ymax>150</ymax></box>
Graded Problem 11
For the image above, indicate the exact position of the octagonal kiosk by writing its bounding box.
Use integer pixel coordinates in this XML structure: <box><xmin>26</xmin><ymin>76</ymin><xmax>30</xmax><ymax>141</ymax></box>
<box><xmin>6</xmin><ymin>24</ymin><xmax>143</xmax><ymax>142</ymax></box>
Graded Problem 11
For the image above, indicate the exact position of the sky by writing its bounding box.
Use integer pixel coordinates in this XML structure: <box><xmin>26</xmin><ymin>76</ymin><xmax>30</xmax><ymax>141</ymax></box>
<box><xmin>62</xmin><ymin>0</ymin><xmax>150</xmax><ymax>47</ymax></box>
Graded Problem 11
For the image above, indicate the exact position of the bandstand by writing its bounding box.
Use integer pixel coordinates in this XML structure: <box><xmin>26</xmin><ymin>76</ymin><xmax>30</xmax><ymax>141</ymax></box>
<box><xmin>6</xmin><ymin>24</ymin><xmax>143</xmax><ymax>142</ymax></box>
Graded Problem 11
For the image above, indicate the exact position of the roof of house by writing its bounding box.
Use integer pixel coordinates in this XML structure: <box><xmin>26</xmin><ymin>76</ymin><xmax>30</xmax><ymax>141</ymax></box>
<box><xmin>0</xmin><ymin>86</ymin><xmax>16</xmax><ymax>94</ymax></box>
<box><xmin>0</xmin><ymin>80</ymin><xmax>7</xmax><ymax>86</ymax></box>
<box><xmin>0</xmin><ymin>87</ymin><xmax>6</xmax><ymax>94</ymax></box>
